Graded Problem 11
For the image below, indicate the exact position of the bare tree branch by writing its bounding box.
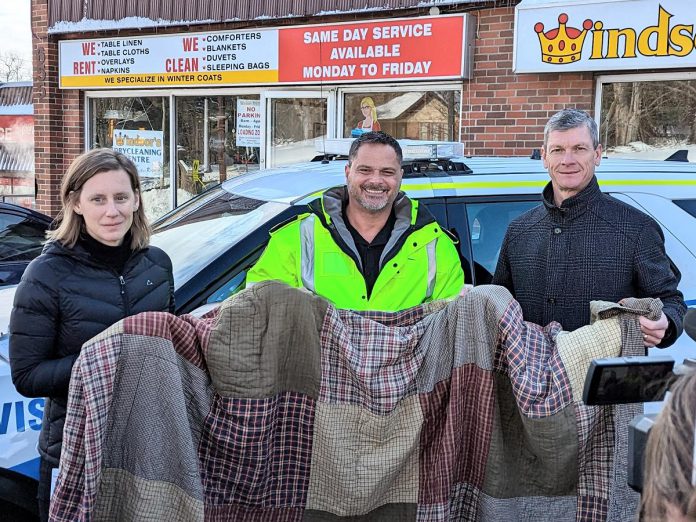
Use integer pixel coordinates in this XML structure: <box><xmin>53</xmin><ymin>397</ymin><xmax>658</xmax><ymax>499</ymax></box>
<box><xmin>0</xmin><ymin>51</ymin><xmax>31</xmax><ymax>82</ymax></box>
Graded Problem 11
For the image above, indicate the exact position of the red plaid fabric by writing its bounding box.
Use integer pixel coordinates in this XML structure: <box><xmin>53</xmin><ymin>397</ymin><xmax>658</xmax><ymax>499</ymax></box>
<box><xmin>418</xmin><ymin>367</ymin><xmax>495</xmax><ymax>504</ymax></box>
<box><xmin>319</xmin><ymin>306</ymin><xmax>429</xmax><ymax>413</ymax></box>
<box><xmin>124</xmin><ymin>311</ymin><xmax>210</xmax><ymax>369</ymax></box>
<box><xmin>497</xmin><ymin>300</ymin><xmax>573</xmax><ymax>418</ymax></box>
<box><xmin>200</xmin><ymin>392</ymin><xmax>315</xmax><ymax>507</ymax></box>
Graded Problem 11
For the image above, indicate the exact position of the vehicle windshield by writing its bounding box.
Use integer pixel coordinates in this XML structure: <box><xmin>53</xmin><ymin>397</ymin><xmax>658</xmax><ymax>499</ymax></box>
<box><xmin>151</xmin><ymin>187</ymin><xmax>290</xmax><ymax>287</ymax></box>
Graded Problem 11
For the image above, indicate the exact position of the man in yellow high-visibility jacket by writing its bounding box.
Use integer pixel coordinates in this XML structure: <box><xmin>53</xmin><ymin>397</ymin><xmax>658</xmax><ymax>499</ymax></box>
<box><xmin>247</xmin><ymin>131</ymin><xmax>464</xmax><ymax>311</ymax></box>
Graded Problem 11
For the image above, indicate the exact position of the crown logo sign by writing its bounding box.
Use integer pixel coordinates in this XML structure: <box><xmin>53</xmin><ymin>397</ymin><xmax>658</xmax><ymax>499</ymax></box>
<box><xmin>535</xmin><ymin>14</ymin><xmax>593</xmax><ymax>64</ymax></box>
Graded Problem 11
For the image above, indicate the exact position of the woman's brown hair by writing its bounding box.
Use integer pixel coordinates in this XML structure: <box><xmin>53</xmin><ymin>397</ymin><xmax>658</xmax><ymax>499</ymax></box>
<box><xmin>641</xmin><ymin>368</ymin><xmax>696</xmax><ymax>521</ymax></box>
<box><xmin>47</xmin><ymin>148</ymin><xmax>151</xmax><ymax>249</ymax></box>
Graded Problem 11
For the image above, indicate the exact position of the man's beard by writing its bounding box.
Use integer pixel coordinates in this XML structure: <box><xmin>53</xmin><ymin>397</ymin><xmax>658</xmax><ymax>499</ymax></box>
<box><xmin>348</xmin><ymin>181</ymin><xmax>394</xmax><ymax>213</ymax></box>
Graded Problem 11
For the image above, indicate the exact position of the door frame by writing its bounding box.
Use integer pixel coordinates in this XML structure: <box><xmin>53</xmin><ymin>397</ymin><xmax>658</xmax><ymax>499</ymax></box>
<box><xmin>260</xmin><ymin>90</ymin><xmax>336</xmax><ymax>169</ymax></box>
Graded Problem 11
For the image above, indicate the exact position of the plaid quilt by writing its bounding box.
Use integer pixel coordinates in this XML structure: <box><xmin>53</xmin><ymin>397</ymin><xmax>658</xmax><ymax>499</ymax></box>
<box><xmin>50</xmin><ymin>282</ymin><xmax>659</xmax><ymax>521</ymax></box>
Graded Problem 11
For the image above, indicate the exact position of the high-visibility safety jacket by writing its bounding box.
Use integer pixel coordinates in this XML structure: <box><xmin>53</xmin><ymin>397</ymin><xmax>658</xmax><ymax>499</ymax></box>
<box><xmin>247</xmin><ymin>186</ymin><xmax>464</xmax><ymax>311</ymax></box>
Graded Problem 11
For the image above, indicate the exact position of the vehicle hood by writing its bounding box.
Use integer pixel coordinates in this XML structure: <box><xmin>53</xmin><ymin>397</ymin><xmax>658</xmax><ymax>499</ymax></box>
<box><xmin>0</xmin><ymin>284</ymin><xmax>17</xmax><ymax>338</ymax></box>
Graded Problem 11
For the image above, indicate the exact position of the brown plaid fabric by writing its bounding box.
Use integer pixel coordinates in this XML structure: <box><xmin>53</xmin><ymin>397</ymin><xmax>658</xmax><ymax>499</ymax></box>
<box><xmin>51</xmin><ymin>282</ymin><xmax>655</xmax><ymax>521</ymax></box>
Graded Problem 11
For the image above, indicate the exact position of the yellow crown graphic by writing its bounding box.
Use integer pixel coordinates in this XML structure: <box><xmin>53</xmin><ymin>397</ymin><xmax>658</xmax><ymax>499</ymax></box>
<box><xmin>535</xmin><ymin>14</ymin><xmax>593</xmax><ymax>64</ymax></box>
<box><xmin>115</xmin><ymin>134</ymin><xmax>125</xmax><ymax>146</ymax></box>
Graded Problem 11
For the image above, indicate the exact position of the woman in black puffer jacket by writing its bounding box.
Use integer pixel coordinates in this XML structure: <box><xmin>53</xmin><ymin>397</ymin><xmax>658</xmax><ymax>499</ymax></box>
<box><xmin>9</xmin><ymin>148</ymin><xmax>174</xmax><ymax>521</ymax></box>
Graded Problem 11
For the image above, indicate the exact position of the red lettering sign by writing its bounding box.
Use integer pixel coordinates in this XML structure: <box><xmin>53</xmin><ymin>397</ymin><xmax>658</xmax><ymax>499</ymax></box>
<box><xmin>278</xmin><ymin>16</ymin><xmax>464</xmax><ymax>83</ymax></box>
<box><xmin>0</xmin><ymin>116</ymin><xmax>34</xmax><ymax>144</ymax></box>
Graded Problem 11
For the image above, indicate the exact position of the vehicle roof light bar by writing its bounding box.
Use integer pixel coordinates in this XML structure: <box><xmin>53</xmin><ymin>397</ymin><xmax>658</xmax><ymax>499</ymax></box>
<box><xmin>401</xmin><ymin>141</ymin><xmax>464</xmax><ymax>161</ymax></box>
<box><xmin>316</xmin><ymin>138</ymin><xmax>464</xmax><ymax>161</ymax></box>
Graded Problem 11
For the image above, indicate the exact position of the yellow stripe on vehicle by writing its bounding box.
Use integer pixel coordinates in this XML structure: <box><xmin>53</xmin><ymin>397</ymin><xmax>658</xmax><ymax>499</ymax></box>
<box><xmin>401</xmin><ymin>179</ymin><xmax>696</xmax><ymax>191</ymax></box>
<box><xmin>424</xmin><ymin>181</ymin><xmax>547</xmax><ymax>190</ymax></box>
<box><xmin>598</xmin><ymin>179</ymin><xmax>696</xmax><ymax>186</ymax></box>
<box><xmin>301</xmin><ymin>178</ymin><xmax>696</xmax><ymax>201</ymax></box>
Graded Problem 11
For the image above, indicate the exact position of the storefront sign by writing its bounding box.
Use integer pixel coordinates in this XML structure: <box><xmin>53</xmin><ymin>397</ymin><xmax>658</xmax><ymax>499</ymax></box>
<box><xmin>278</xmin><ymin>16</ymin><xmax>467</xmax><ymax>83</ymax></box>
<box><xmin>59</xmin><ymin>14</ymin><xmax>471</xmax><ymax>88</ymax></box>
<box><xmin>0</xmin><ymin>116</ymin><xmax>33</xmax><ymax>144</ymax></box>
<box><xmin>60</xmin><ymin>31</ymin><xmax>279</xmax><ymax>88</ymax></box>
<box><xmin>236</xmin><ymin>99</ymin><xmax>261</xmax><ymax>147</ymax></box>
<box><xmin>112</xmin><ymin>129</ymin><xmax>164</xmax><ymax>178</ymax></box>
<box><xmin>514</xmin><ymin>0</ymin><xmax>696</xmax><ymax>73</ymax></box>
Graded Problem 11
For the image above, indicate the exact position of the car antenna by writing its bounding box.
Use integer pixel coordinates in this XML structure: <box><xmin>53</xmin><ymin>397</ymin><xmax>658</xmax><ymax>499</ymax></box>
<box><xmin>665</xmin><ymin>150</ymin><xmax>689</xmax><ymax>162</ymax></box>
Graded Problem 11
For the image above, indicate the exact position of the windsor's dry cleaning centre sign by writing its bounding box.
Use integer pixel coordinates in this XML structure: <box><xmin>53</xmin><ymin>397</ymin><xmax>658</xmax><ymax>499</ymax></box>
<box><xmin>59</xmin><ymin>14</ymin><xmax>473</xmax><ymax>89</ymax></box>
<box><xmin>514</xmin><ymin>0</ymin><xmax>696</xmax><ymax>72</ymax></box>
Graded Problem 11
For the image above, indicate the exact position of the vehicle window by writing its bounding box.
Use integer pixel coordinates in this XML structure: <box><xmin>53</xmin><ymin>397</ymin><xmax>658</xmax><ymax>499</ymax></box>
<box><xmin>150</xmin><ymin>190</ymin><xmax>290</xmax><ymax>288</ymax></box>
<box><xmin>0</xmin><ymin>214</ymin><xmax>48</xmax><ymax>262</ymax></box>
<box><xmin>206</xmin><ymin>271</ymin><xmax>248</xmax><ymax>305</ymax></box>
<box><xmin>673</xmin><ymin>199</ymin><xmax>696</xmax><ymax>219</ymax></box>
<box><xmin>466</xmin><ymin>201</ymin><xmax>538</xmax><ymax>283</ymax></box>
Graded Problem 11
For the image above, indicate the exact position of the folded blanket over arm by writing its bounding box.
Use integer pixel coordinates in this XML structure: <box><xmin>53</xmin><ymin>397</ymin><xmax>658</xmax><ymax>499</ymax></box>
<box><xmin>49</xmin><ymin>282</ymin><xmax>659</xmax><ymax>522</ymax></box>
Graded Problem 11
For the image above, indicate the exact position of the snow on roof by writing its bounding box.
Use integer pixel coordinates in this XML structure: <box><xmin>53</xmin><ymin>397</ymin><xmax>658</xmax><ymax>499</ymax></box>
<box><xmin>376</xmin><ymin>92</ymin><xmax>425</xmax><ymax>120</ymax></box>
<box><xmin>0</xmin><ymin>105</ymin><xmax>33</xmax><ymax>116</ymax></box>
<box><xmin>517</xmin><ymin>0</ymin><xmax>628</xmax><ymax>6</ymax></box>
<box><xmin>48</xmin><ymin>1</ymin><xmax>484</xmax><ymax>34</ymax></box>
<box><xmin>315</xmin><ymin>0</ymin><xmax>473</xmax><ymax>16</ymax></box>
<box><xmin>0</xmin><ymin>82</ymin><xmax>32</xmax><ymax>88</ymax></box>
<box><xmin>48</xmin><ymin>16</ymin><xmax>222</xmax><ymax>35</ymax></box>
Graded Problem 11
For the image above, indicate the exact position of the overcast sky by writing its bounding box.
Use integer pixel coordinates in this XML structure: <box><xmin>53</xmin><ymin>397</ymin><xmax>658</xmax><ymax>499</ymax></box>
<box><xmin>0</xmin><ymin>0</ymin><xmax>32</xmax><ymax>63</ymax></box>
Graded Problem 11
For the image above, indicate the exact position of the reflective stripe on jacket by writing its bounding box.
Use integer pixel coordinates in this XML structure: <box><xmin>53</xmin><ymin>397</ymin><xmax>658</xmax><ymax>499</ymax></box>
<box><xmin>247</xmin><ymin>186</ymin><xmax>463</xmax><ymax>311</ymax></box>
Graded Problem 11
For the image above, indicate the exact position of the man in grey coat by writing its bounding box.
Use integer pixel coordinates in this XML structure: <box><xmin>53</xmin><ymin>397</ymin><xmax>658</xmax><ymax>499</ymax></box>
<box><xmin>493</xmin><ymin>108</ymin><xmax>686</xmax><ymax>348</ymax></box>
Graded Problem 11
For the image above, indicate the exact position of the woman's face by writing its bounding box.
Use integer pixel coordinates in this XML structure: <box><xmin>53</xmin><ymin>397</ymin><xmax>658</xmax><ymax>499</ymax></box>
<box><xmin>73</xmin><ymin>169</ymin><xmax>139</xmax><ymax>246</ymax></box>
<box><xmin>361</xmin><ymin>103</ymin><xmax>372</xmax><ymax>117</ymax></box>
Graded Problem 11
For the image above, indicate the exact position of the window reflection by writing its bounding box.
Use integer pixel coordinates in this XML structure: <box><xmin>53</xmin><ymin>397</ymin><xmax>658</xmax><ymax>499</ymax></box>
<box><xmin>268</xmin><ymin>97</ymin><xmax>327</xmax><ymax>167</ymax></box>
<box><xmin>176</xmin><ymin>96</ymin><xmax>261</xmax><ymax>205</ymax></box>
<box><xmin>150</xmin><ymin>188</ymin><xmax>287</xmax><ymax>288</ymax></box>
<box><xmin>600</xmin><ymin>80</ymin><xmax>696</xmax><ymax>162</ymax></box>
<box><xmin>343</xmin><ymin>90</ymin><xmax>460</xmax><ymax>140</ymax></box>
<box><xmin>91</xmin><ymin>97</ymin><xmax>170</xmax><ymax>220</ymax></box>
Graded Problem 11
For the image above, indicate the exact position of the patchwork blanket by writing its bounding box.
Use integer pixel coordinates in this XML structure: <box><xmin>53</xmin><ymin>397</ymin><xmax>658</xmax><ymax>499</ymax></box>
<box><xmin>50</xmin><ymin>282</ymin><xmax>660</xmax><ymax>521</ymax></box>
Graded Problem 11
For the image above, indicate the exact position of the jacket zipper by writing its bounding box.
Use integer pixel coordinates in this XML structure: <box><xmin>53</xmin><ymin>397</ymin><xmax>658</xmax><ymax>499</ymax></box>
<box><xmin>119</xmin><ymin>275</ymin><xmax>131</xmax><ymax>316</ymax></box>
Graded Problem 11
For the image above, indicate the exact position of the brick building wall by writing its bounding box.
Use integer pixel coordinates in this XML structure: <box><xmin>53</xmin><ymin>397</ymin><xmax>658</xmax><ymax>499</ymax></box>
<box><xmin>461</xmin><ymin>7</ymin><xmax>595</xmax><ymax>157</ymax></box>
<box><xmin>32</xmin><ymin>0</ymin><xmax>83</xmax><ymax>216</ymax></box>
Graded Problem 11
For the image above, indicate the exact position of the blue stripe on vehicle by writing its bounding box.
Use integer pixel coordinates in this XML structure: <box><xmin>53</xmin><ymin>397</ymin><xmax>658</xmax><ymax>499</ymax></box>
<box><xmin>9</xmin><ymin>456</ymin><xmax>40</xmax><ymax>480</ymax></box>
<box><xmin>685</xmin><ymin>299</ymin><xmax>696</xmax><ymax>307</ymax></box>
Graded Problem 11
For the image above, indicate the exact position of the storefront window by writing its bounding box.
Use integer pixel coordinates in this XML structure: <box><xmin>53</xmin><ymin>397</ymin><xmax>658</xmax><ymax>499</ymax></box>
<box><xmin>343</xmin><ymin>90</ymin><xmax>460</xmax><ymax>140</ymax></box>
<box><xmin>267</xmin><ymin>96</ymin><xmax>326</xmax><ymax>168</ymax></box>
<box><xmin>176</xmin><ymin>95</ymin><xmax>260</xmax><ymax>205</ymax></box>
<box><xmin>599</xmin><ymin>79</ymin><xmax>696</xmax><ymax>162</ymax></box>
<box><xmin>90</xmin><ymin>96</ymin><xmax>171</xmax><ymax>219</ymax></box>
<box><xmin>0</xmin><ymin>115</ymin><xmax>34</xmax><ymax>208</ymax></box>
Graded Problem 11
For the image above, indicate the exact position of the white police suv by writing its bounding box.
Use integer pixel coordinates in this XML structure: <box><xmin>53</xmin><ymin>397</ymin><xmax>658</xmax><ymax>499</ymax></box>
<box><xmin>1</xmin><ymin>139</ymin><xmax>695</xmax><ymax>518</ymax></box>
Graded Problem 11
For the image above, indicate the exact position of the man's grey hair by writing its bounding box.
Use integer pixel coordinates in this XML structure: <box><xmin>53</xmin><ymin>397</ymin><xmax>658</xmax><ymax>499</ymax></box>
<box><xmin>348</xmin><ymin>131</ymin><xmax>403</xmax><ymax>165</ymax></box>
<box><xmin>544</xmin><ymin>108</ymin><xmax>600</xmax><ymax>149</ymax></box>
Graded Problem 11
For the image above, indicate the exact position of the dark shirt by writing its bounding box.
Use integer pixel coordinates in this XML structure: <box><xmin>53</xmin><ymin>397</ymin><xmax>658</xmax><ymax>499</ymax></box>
<box><xmin>79</xmin><ymin>230</ymin><xmax>133</xmax><ymax>274</ymax></box>
<box><xmin>343</xmin><ymin>205</ymin><xmax>396</xmax><ymax>298</ymax></box>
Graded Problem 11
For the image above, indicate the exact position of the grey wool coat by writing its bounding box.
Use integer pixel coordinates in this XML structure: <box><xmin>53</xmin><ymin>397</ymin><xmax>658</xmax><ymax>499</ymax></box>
<box><xmin>492</xmin><ymin>176</ymin><xmax>686</xmax><ymax>347</ymax></box>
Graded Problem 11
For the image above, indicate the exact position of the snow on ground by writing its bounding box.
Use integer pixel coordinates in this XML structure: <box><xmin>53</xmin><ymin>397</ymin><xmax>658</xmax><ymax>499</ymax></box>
<box><xmin>141</xmin><ymin>186</ymin><xmax>196</xmax><ymax>222</ymax></box>
<box><xmin>604</xmin><ymin>141</ymin><xmax>696</xmax><ymax>162</ymax></box>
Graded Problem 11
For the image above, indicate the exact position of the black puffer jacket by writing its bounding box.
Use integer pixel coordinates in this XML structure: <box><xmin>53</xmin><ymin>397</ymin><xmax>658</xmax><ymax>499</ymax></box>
<box><xmin>9</xmin><ymin>239</ymin><xmax>174</xmax><ymax>466</ymax></box>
